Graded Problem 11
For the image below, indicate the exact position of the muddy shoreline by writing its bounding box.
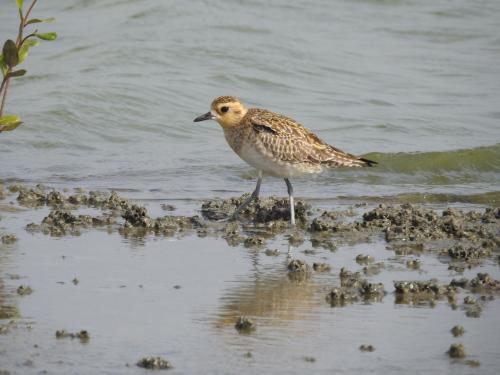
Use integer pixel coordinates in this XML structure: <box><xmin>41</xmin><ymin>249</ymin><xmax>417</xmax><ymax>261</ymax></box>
<box><xmin>1</xmin><ymin>183</ymin><xmax>499</xmax><ymax>373</ymax></box>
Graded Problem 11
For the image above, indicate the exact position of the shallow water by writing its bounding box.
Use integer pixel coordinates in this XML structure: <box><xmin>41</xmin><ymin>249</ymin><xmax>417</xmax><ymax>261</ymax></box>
<box><xmin>1</xmin><ymin>0</ymin><xmax>500</xmax><ymax>374</ymax></box>
<box><xmin>1</xmin><ymin>197</ymin><xmax>500</xmax><ymax>375</ymax></box>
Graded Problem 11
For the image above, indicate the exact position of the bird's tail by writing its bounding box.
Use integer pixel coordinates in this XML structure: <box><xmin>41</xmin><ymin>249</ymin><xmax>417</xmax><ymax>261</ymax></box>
<box><xmin>357</xmin><ymin>157</ymin><xmax>377</xmax><ymax>167</ymax></box>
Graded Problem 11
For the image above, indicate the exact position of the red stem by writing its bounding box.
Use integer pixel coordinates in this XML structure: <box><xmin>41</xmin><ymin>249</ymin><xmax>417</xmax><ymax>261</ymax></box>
<box><xmin>0</xmin><ymin>0</ymin><xmax>38</xmax><ymax>118</ymax></box>
<box><xmin>0</xmin><ymin>79</ymin><xmax>11</xmax><ymax>117</ymax></box>
<box><xmin>25</xmin><ymin>0</ymin><xmax>38</xmax><ymax>22</ymax></box>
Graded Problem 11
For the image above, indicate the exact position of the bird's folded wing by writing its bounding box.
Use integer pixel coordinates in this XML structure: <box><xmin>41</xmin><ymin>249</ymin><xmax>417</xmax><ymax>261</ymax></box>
<box><xmin>249</xmin><ymin>112</ymin><xmax>364</xmax><ymax>166</ymax></box>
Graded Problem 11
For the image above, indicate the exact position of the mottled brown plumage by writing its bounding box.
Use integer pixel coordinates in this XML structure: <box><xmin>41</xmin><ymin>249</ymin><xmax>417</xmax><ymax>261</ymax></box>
<box><xmin>194</xmin><ymin>96</ymin><xmax>377</xmax><ymax>225</ymax></box>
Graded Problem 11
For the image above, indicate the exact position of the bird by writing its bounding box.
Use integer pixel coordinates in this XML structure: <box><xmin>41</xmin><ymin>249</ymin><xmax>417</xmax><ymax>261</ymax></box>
<box><xmin>194</xmin><ymin>96</ymin><xmax>377</xmax><ymax>225</ymax></box>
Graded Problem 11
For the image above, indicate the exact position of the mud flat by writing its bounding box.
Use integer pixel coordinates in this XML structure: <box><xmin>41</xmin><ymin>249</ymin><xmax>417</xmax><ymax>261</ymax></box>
<box><xmin>0</xmin><ymin>185</ymin><xmax>499</xmax><ymax>374</ymax></box>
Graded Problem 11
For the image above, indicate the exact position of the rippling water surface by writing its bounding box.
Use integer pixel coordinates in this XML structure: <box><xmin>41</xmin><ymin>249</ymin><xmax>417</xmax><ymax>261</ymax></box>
<box><xmin>1</xmin><ymin>0</ymin><xmax>500</xmax><ymax>374</ymax></box>
<box><xmin>1</xmin><ymin>0</ymin><xmax>499</xmax><ymax>202</ymax></box>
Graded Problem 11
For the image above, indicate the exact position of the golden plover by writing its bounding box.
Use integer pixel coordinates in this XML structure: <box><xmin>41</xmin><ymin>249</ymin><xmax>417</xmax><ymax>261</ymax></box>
<box><xmin>194</xmin><ymin>96</ymin><xmax>376</xmax><ymax>225</ymax></box>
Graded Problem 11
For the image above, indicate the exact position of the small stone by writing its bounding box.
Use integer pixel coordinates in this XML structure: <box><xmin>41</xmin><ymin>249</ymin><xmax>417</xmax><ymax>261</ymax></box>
<box><xmin>355</xmin><ymin>254</ymin><xmax>374</xmax><ymax>264</ymax></box>
<box><xmin>451</xmin><ymin>325</ymin><xmax>465</xmax><ymax>337</ymax></box>
<box><xmin>287</xmin><ymin>260</ymin><xmax>311</xmax><ymax>281</ymax></box>
<box><xmin>303</xmin><ymin>356</ymin><xmax>316</xmax><ymax>362</ymax></box>
<box><xmin>326</xmin><ymin>287</ymin><xmax>359</xmax><ymax>307</ymax></box>
<box><xmin>17</xmin><ymin>285</ymin><xmax>33</xmax><ymax>296</ymax></box>
<box><xmin>235</xmin><ymin>316</ymin><xmax>255</xmax><ymax>333</ymax></box>
<box><xmin>136</xmin><ymin>356</ymin><xmax>172</xmax><ymax>370</ymax></box>
<box><xmin>55</xmin><ymin>329</ymin><xmax>89</xmax><ymax>342</ymax></box>
<box><xmin>72</xmin><ymin>278</ymin><xmax>79</xmax><ymax>285</ymax></box>
<box><xmin>1</xmin><ymin>234</ymin><xmax>18</xmax><ymax>244</ymax></box>
<box><xmin>359</xmin><ymin>344</ymin><xmax>375</xmax><ymax>352</ymax></box>
<box><xmin>244</xmin><ymin>236</ymin><xmax>265</xmax><ymax>248</ymax></box>
<box><xmin>463</xmin><ymin>296</ymin><xmax>475</xmax><ymax>305</ymax></box>
<box><xmin>76</xmin><ymin>330</ymin><xmax>90</xmax><ymax>342</ymax></box>
<box><xmin>406</xmin><ymin>259</ymin><xmax>421</xmax><ymax>269</ymax></box>
<box><xmin>264</xmin><ymin>248</ymin><xmax>280</xmax><ymax>256</ymax></box>
<box><xmin>448</xmin><ymin>343</ymin><xmax>466</xmax><ymax>358</ymax></box>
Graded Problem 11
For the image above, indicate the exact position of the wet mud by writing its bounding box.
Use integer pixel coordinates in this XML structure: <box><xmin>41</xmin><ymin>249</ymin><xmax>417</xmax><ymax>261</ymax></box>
<box><xmin>1</xmin><ymin>185</ymin><xmax>499</xmax><ymax>373</ymax></box>
<box><xmin>136</xmin><ymin>356</ymin><xmax>172</xmax><ymax>370</ymax></box>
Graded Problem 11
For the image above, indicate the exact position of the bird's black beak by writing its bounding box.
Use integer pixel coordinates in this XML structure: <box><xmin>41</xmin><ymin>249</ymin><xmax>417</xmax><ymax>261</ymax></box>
<box><xmin>193</xmin><ymin>111</ymin><xmax>214</xmax><ymax>122</ymax></box>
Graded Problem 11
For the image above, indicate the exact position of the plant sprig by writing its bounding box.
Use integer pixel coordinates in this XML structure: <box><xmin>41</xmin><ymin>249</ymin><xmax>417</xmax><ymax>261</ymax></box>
<box><xmin>0</xmin><ymin>0</ymin><xmax>57</xmax><ymax>132</ymax></box>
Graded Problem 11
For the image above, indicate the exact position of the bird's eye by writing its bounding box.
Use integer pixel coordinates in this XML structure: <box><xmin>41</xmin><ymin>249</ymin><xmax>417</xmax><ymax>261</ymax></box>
<box><xmin>220</xmin><ymin>106</ymin><xmax>229</xmax><ymax>113</ymax></box>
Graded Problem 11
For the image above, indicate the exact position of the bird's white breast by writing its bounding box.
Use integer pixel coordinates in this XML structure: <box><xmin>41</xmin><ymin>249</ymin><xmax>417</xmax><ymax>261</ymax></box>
<box><xmin>237</xmin><ymin>142</ymin><xmax>320</xmax><ymax>178</ymax></box>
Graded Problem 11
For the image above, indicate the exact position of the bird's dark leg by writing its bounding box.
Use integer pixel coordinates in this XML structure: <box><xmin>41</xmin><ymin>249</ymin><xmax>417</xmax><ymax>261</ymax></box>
<box><xmin>284</xmin><ymin>178</ymin><xmax>295</xmax><ymax>226</ymax></box>
<box><xmin>230</xmin><ymin>171</ymin><xmax>262</xmax><ymax>221</ymax></box>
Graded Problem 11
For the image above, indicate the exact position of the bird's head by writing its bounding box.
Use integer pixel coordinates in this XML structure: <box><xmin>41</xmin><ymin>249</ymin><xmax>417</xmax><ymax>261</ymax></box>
<box><xmin>194</xmin><ymin>96</ymin><xmax>247</xmax><ymax>129</ymax></box>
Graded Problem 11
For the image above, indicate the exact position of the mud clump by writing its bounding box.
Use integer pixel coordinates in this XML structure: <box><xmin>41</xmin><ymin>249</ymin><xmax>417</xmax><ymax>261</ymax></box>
<box><xmin>16</xmin><ymin>285</ymin><xmax>33</xmax><ymax>296</ymax></box>
<box><xmin>310</xmin><ymin>212</ymin><xmax>363</xmax><ymax>233</ymax></box>
<box><xmin>264</xmin><ymin>248</ymin><xmax>280</xmax><ymax>256</ymax></box>
<box><xmin>469</xmin><ymin>273</ymin><xmax>500</xmax><ymax>292</ymax></box>
<box><xmin>244</xmin><ymin>236</ymin><xmax>266</xmax><ymax>248</ymax></box>
<box><xmin>359</xmin><ymin>344</ymin><xmax>375</xmax><ymax>352</ymax></box>
<box><xmin>46</xmin><ymin>191</ymin><xmax>66</xmax><ymax>206</ymax></box>
<box><xmin>448</xmin><ymin>245</ymin><xmax>490</xmax><ymax>261</ymax></box>
<box><xmin>406</xmin><ymin>259</ymin><xmax>421</xmax><ymax>270</ymax></box>
<box><xmin>451</xmin><ymin>325</ymin><xmax>465</xmax><ymax>337</ymax></box>
<box><xmin>17</xmin><ymin>186</ymin><xmax>46</xmax><ymax>206</ymax></box>
<box><xmin>309</xmin><ymin>209</ymin><xmax>357</xmax><ymax>232</ymax></box>
<box><xmin>363</xmin><ymin>204</ymin><xmax>499</xmax><ymax>244</ymax></box>
<box><xmin>447</xmin><ymin>343</ymin><xmax>466</xmax><ymax>358</ymax></box>
<box><xmin>326</xmin><ymin>287</ymin><xmax>359</xmax><ymax>307</ymax></box>
<box><xmin>1</xmin><ymin>234</ymin><xmax>18</xmax><ymax>245</ymax></box>
<box><xmin>287</xmin><ymin>260</ymin><xmax>312</xmax><ymax>281</ymax></box>
<box><xmin>359</xmin><ymin>281</ymin><xmax>385</xmax><ymax>299</ymax></box>
<box><xmin>355</xmin><ymin>254</ymin><xmax>374</xmax><ymax>265</ymax></box>
<box><xmin>328</xmin><ymin>268</ymin><xmax>385</xmax><ymax>307</ymax></box>
<box><xmin>123</xmin><ymin>205</ymin><xmax>153</xmax><ymax>228</ymax></box>
<box><xmin>55</xmin><ymin>329</ymin><xmax>89</xmax><ymax>342</ymax></box>
<box><xmin>394</xmin><ymin>279</ymin><xmax>455</xmax><ymax>305</ymax></box>
<box><xmin>340</xmin><ymin>268</ymin><xmax>363</xmax><ymax>288</ymax></box>
<box><xmin>235</xmin><ymin>316</ymin><xmax>256</xmax><ymax>333</ymax></box>
<box><xmin>26</xmin><ymin>189</ymin><xmax>204</xmax><ymax>238</ymax></box>
<box><xmin>310</xmin><ymin>237</ymin><xmax>338</xmax><ymax>251</ymax></box>
<box><xmin>136</xmin><ymin>356</ymin><xmax>172</xmax><ymax>370</ymax></box>
<box><xmin>201</xmin><ymin>195</ymin><xmax>310</xmax><ymax>224</ymax></box>
<box><xmin>40</xmin><ymin>210</ymin><xmax>100</xmax><ymax>236</ymax></box>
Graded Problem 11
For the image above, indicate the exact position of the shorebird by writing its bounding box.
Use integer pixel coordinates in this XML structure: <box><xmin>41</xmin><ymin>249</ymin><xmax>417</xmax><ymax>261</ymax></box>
<box><xmin>194</xmin><ymin>96</ymin><xmax>376</xmax><ymax>225</ymax></box>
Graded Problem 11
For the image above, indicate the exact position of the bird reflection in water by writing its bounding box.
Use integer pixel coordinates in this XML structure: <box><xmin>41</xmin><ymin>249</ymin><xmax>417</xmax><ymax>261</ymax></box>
<box><xmin>214</xmin><ymin>243</ymin><xmax>321</xmax><ymax>328</ymax></box>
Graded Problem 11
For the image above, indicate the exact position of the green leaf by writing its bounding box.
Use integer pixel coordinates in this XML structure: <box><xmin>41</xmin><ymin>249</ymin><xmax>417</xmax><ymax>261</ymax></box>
<box><xmin>35</xmin><ymin>32</ymin><xmax>57</xmax><ymax>41</ymax></box>
<box><xmin>6</xmin><ymin>69</ymin><xmax>27</xmax><ymax>78</ymax></box>
<box><xmin>0</xmin><ymin>53</ymin><xmax>8</xmax><ymax>76</ymax></box>
<box><xmin>18</xmin><ymin>39</ymin><xmax>39</xmax><ymax>64</ymax></box>
<box><xmin>0</xmin><ymin>115</ymin><xmax>22</xmax><ymax>132</ymax></box>
<box><xmin>16</xmin><ymin>0</ymin><xmax>23</xmax><ymax>10</ymax></box>
<box><xmin>25</xmin><ymin>17</ymin><xmax>56</xmax><ymax>26</ymax></box>
<box><xmin>2</xmin><ymin>39</ymin><xmax>19</xmax><ymax>68</ymax></box>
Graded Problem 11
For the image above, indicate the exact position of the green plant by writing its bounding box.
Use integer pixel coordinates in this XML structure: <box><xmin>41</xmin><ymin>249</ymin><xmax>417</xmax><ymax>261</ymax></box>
<box><xmin>0</xmin><ymin>0</ymin><xmax>56</xmax><ymax>132</ymax></box>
